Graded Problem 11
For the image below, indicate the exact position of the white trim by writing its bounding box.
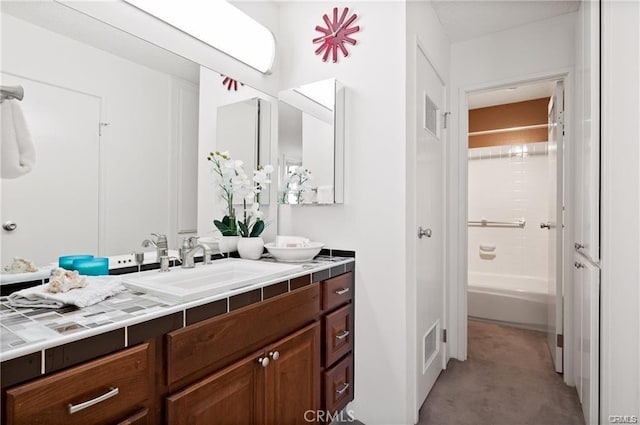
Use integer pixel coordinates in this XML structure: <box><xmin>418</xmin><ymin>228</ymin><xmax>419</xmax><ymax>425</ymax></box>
<box><xmin>452</xmin><ymin>69</ymin><xmax>574</xmax><ymax>380</ymax></box>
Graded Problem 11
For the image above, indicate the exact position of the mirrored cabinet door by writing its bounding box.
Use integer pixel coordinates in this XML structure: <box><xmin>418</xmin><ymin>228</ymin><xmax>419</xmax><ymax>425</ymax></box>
<box><xmin>277</xmin><ymin>78</ymin><xmax>345</xmax><ymax>205</ymax></box>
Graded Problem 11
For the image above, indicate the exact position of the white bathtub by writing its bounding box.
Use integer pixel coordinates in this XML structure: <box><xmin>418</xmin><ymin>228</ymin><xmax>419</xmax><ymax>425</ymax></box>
<box><xmin>467</xmin><ymin>272</ymin><xmax>550</xmax><ymax>331</ymax></box>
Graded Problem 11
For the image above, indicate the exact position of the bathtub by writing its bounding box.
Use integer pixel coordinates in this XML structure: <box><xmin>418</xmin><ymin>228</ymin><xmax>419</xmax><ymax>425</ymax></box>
<box><xmin>467</xmin><ymin>272</ymin><xmax>550</xmax><ymax>331</ymax></box>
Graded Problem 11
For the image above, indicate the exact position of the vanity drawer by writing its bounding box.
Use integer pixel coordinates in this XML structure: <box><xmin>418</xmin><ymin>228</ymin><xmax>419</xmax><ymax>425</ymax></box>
<box><xmin>323</xmin><ymin>353</ymin><xmax>353</xmax><ymax>416</ymax></box>
<box><xmin>167</xmin><ymin>284</ymin><xmax>320</xmax><ymax>386</ymax></box>
<box><xmin>323</xmin><ymin>304</ymin><xmax>353</xmax><ymax>367</ymax></box>
<box><xmin>6</xmin><ymin>343</ymin><xmax>151</xmax><ymax>425</ymax></box>
<box><xmin>322</xmin><ymin>272</ymin><xmax>353</xmax><ymax>311</ymax></box>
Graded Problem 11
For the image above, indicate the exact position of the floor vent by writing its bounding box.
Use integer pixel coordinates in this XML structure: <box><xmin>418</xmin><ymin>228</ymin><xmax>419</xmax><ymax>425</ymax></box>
<box><xmin>423</xmin><ymin>320</ymin><xmax>440</xmax><ymax>373</ymax></box>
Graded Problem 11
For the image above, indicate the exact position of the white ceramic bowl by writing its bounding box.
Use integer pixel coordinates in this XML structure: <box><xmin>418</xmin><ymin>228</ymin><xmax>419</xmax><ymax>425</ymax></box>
<box><xmin>264</xmin><ymin>242</ymin><xmax>325</xmax><ymax>263</ymax></box>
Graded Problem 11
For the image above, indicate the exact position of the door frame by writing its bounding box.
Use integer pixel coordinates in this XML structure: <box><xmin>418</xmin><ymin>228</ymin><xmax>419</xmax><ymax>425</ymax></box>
<box><xmin>451</xmin><ymin>68</ymin><xmax>576</xmax><ymax>386</ymax></box>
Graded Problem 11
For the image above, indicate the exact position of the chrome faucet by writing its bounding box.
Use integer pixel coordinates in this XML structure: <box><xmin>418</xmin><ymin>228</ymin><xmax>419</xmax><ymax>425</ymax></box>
<box><xmin>180</xmin><ymin>236</ymin><xmax>214</xmax><ymax>268</ymax></box>
<box><xmin>142</xmin><ymin>233</ymin><xmax>168</xmax><ymax>259</ymax></box>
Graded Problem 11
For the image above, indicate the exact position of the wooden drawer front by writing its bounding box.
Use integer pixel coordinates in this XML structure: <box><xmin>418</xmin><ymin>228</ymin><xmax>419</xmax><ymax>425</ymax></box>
<box><xmin>6</xmin><ymin>343</ymin><xmax>151</xmax><ymax>425</ymax></box>
<box><xmin>322</xmin><ymin>272</ymin><xmax>353</xmax><ymax>311</ymax></box>
<box><xmin>324</xmin><ymin>304</ymin><xmax>353</xmax><ymax>367</ymax></box>
<box><xmin>167</xmin><ymin>284</ymin><xmax>320</xmax><ymax>386</ymax></box>
<box><xmin>323</xmin><ymin>354</ymin><xmax>353</xmax><ymax>415</ymax></box>
<box><xmin>116</xmin><ymin>408</ymin><xmax>150</xmax><ymax>425</ymax></box>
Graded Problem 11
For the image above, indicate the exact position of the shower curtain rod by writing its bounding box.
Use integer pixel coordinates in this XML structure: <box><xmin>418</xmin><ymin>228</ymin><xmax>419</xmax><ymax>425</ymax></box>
<box><xmin>0</xmin><ymin>85</ymin><xmax>24</xmax><ymax>102</ymax></box>
<box><xmin>468</xmin><ymin>219</ymin><xmax>526</xmax><ymax>228</ymax></box>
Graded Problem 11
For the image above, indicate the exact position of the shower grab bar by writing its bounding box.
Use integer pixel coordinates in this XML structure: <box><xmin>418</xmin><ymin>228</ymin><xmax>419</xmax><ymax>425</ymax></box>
<box><xmin>468</xmin><ymin>219</ymin><xmax>526</xmax><ymax>228</ymax></box>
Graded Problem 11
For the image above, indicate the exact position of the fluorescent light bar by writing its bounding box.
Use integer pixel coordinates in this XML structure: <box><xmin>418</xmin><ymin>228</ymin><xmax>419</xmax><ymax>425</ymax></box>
<box><xmin>124</xmin><ymin>0</ymin><xmax>275</xmax><ymax>73</ymax></box>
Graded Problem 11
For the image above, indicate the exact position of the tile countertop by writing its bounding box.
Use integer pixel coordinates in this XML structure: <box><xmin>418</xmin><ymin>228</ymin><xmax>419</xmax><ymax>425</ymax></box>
<box><xmin>0</xmin><ymin>255</ymin><xmax>355</xmax><ymax>363</ymax></box>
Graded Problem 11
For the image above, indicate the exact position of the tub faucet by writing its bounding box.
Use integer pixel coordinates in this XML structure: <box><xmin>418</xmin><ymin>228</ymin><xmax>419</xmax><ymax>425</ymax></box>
<box><xmin>142</xmin><ymin>233</ymin><xmax>168</xmax><ymax>259</ymax></box>
<box><xmin>180</xmin><ymin>237</ymin><xmax>213</xmax><ymax>268</ymax></box>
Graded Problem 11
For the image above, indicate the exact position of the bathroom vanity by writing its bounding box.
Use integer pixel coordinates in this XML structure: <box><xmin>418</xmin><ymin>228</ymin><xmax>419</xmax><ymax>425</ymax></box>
<box><xmin>0</xmin><ymin>255</ymin><xmax>355</xmax><ymax>424</ymax></box>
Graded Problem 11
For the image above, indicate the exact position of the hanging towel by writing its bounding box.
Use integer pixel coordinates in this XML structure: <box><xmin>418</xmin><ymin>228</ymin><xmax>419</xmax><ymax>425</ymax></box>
<box><xmin>1</xmin><ymin>99</ymin><xmax>35</xmax><ymax>179</ymax></box>
<box><xmin>8</xmin><ymin>276</ymin><xmax>125</xmax><ymax>309</ymax></box>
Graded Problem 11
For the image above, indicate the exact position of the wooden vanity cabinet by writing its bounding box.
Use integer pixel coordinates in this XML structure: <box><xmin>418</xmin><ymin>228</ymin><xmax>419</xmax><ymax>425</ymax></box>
<box><xmin>320</xmin><ymin>272</ymin><xmax>355</xmax><ymax>418</ymax></box>
<box><xmin>5</xmin><ymin>343</ymin><xmax>154</xmax><ymax>425</ymax></box>
<box><xmin>166</xmin><ymin>322</ymin><xmax>320</xmax><ymax>425</ymax></box>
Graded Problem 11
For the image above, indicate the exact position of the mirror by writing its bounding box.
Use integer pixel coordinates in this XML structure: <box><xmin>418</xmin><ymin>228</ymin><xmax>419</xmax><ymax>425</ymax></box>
<box><xmin>0</xmin><ymin>1</ymin><xmax>273</xmax><ymax>267</ymax></box>
<box><xmin>277</xmin><ymin>78</ymin><xmax>345</xmax><ymax>205</ymax></box>
<box><xmin>216</xmin><ymin>97</ymin><xmax>271</xmax><ymax>204</ymax></box>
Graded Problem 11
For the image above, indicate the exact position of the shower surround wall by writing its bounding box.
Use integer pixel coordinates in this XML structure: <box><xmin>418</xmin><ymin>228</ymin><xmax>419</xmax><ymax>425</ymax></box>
<box><xmin>467</xmin><ymin>142</ymin><xmax>550</xmax><ymax>329</ymax></box>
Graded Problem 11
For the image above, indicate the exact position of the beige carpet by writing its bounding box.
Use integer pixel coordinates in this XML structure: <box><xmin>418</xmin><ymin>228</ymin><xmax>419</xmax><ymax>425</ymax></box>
<box><xmin>418</xmin><ymin>320</ymin><xmax>585</xmax><ymax>425</ymax></box>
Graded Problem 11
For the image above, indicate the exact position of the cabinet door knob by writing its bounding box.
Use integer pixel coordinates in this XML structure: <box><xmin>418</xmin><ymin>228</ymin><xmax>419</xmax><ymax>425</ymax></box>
<box><xmin>336</xmin><ymin>382</ymin><xmax>350</xmax><ymax>396</ymax></box>
<box><xmin>257</xmin><ymin>357</ymin><xmax>269</xmax><ymax>367</ymax></box>
<box><xmin>336</xmin><ymin>330</ymin><xmax>350</xmax><ymax>341</ymax></box>
<box><xmin>269</xmin><ymin>351</ymin><xmax>280</xmax><ymax>361</ymax></box>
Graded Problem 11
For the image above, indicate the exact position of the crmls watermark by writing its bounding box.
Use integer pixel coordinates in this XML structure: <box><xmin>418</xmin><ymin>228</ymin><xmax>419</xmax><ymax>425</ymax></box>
<box><xmin>304</xmin><ymin>409</ymin><xmax>356</xmax><ymax>423</ymax></box>
<box><xmin>609</xmin><ymin>415</ymin><xmax>639</xmax><ymax>424</ymax></box>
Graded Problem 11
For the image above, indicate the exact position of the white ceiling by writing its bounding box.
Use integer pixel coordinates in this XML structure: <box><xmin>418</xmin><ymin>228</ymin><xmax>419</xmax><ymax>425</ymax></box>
<box><xmin>468</xmin><ymin>79</ymin><xmax>556</xmax><ymax>109</ymax></box>
<box><xmin>431</xmin><ymin>0</ymin><xmax>581</xmax><ymax>42</ymax></box>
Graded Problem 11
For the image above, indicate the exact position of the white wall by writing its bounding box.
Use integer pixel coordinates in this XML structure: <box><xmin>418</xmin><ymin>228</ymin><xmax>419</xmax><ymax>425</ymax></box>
<box><xmin>600</xmin><ymin>0</ymin><xmax>640</xmax><ymax>421</ymax></box>
<box><xmin>275</xmin><ymin>2</ymin><xmax>410</xmax><ymax>423</ymax></box>
<box><xmin>448</xmin><ymin>12</ymin><xmax>577</xmax><ymax>360</ymax></box>
<box><xmin>467</xmin><ymin>144</ymin><xmax>549</xmax><ymax>281</ymax></box>
<box><xmin>1</xmin><ymin>13</ymin><xmax>178</xmax><ymax>258</ymax></box>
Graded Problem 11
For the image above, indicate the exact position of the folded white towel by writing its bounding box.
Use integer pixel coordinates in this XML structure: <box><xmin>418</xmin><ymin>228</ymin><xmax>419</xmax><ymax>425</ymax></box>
<box><xmin>1</xmin><ymin>99</ymin><xmax>36</xmax><ymax>179</ymax></box>
<box><xmin>276</xmin><ymin>235</ymin><xmax>310</xmax><ymax>248</ymax></box>
<box><xmin>8</xmin><ymin>276</ymin><xmax>125</xmax><ymax>309</ymax></box>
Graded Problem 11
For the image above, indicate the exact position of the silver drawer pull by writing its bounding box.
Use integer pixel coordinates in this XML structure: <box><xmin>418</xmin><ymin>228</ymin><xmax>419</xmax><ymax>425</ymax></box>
<box><xmin>68</xmin><ymin>387</ymin><xmax>119</xmax><ymax>414</ymax></box>
<box><xmin>336</xmin><ymin>330</ymin><xmax>350</xmax><ymax>340</ymax></box>
<box><xmin>335</xmin><ymin>288</ymin><xmax>350</xmax><ymax>295</ymax></box>
<box><xmin>336</xmin><ymin>382</ymin><xmax>350</xmax><ymax>395</ymax></box>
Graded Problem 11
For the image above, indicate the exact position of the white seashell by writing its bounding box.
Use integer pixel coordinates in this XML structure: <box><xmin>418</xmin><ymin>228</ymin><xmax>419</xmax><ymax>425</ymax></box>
<box><xmin>46</xmin><ymin>268</ymin><xmax>87</xmax><ymax>293</ymax></box>
<box><xmin>3</xmin><ymin>258</ymin><xmax>38</xmax><ymax>274</ymax></box>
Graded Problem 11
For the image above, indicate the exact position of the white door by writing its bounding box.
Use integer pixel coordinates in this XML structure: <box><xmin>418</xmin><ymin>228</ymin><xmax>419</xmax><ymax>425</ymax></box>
<box><xmin>546</xmin><ymin>81</ymin><xmax>564</xmax><ymax>373</ymax></box>
<box><xmin>415</xmin><ymin>46</ymin><xmax>446</xmax><ymax>407</ymax></box>
<box><xmin>1</xmin><ymin>73</ymin><xmax>101</xmax><ymax>266</ymax></box>
<box><xmin>574</xmin><ymin>255</ymin><xmax>599</xmax><ymax>424</ymax></box>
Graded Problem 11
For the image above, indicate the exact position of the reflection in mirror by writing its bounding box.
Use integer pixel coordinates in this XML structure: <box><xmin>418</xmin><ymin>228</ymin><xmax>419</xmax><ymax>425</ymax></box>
<box><xmin>216</xmin><ymin>98</ymin><xmax>271</xmax><ymax>204</ymax></box>
<box><xmin>277</xmin><ymin>78</ymin><xmax>344</xmax><ymax>205</ymax></box>
<box><xmin>0</xmin><ymin>2</ymin><xmax>272</xmax><ymax>267</ymax></box>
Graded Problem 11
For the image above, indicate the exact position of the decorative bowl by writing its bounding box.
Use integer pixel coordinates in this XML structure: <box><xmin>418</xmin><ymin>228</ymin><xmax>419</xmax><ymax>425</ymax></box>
<box><xmin>264</xmin><ymin>242</ymin><xmax>324</xmax><ymax>263</ymax></box>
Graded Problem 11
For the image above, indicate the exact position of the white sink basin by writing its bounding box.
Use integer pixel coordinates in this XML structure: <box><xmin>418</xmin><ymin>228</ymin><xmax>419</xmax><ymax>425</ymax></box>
<box><xmin>122</xmin><ymin>258</ymin><xmax>301</xmax><ymax>302</ymax></box>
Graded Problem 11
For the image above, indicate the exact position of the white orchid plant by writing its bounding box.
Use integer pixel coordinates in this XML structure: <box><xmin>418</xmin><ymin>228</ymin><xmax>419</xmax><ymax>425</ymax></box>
<box><xmin>207</xmin><ymin>151</ymin><xmax>273</xmax><ymax>238</ymax></box>
<box><xmin>281</xmin><ymin>167</ymin><xmax>313</xmax><ymax>204</ymax></box>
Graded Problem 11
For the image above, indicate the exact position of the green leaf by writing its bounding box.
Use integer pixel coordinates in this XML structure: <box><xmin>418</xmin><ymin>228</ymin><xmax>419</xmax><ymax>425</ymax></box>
<box><xmin>250</xmin><ymin>219</ymin><xmax>264</xmax><ymax>237</ymax></box>
<box><xmin>238</xmin><ymin>221</ymin><xmax>249</xmax><ymax>237</ymax></box>
<box><xmin>214</xmin><ymin>217</ymin><xmax>237</xmax><ymax>236</ymax></box>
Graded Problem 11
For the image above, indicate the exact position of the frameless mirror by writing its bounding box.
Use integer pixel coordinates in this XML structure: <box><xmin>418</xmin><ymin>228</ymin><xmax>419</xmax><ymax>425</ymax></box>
<box><xmin>0</xmin><ymin>1</ymin><xmax>273</xmax><ymax>266</ymax></box>
<box><xmin>277</xmin><ymin>78</ymin><xmax>344</xmax><ymax>205</ymax></box>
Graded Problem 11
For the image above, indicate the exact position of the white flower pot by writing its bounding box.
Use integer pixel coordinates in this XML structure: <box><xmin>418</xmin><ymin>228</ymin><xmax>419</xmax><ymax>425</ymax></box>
<box><xmin>220</xmin><ymin>236</ymin><xmax>239</xmax><ymax>253</ymax></box>
<box><xmin>237</xmin><ymin>237</ymin><xmax>264</xmax><ymax>260</ymax></box>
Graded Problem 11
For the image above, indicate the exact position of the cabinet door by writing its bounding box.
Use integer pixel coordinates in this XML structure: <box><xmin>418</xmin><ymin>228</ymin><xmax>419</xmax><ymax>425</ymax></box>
<box><xmin>166</xmin><ymin>350</ymin><xmax>265</xmax><ymax>425</ymax></box>
<box><xmin>265</xmin><ymin>322</ymin><xmax>320</xmax><ymax>425</ymax></box>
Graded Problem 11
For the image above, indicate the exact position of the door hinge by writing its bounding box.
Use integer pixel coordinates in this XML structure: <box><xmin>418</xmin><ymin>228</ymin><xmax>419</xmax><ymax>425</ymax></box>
<box><xmin>99</xmin><ymin>122</ymin><xmax>110</xmax><ymax>137</ymax></box>
<box><xmin>442</xmin><ymin>329</ymin><xmax>447</xmax><ymax>343</ymax></box>
<box><xmin>443</xmin><ymin>112</ymin><xmax>451</xmax><ymax>129</ymax></box>
<box><xmin>557</xmin><ymin>334</ymin><xmax>564</xmax><ymax>348</ymax></box>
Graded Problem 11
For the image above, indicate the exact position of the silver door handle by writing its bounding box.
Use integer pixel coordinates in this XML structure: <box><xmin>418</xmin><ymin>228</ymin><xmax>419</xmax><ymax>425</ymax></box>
<box><xmin>2</xmin><ymin>221</ymin><xmax>17</xmax><ymax>231</ymax></box>
<box><xmin>335</xmin><ymin>288</ymin><xmax>350</xmax><ymax>295</ymax></box>
<box><xmin>418</xmin><ymin>227</ymin><xmax>432</xmax><ymax>239</ymax></box>
<box><xmin>540</xmin><ymin>222</ymin><xmax>551</xmax><ymax>229</ymax></box>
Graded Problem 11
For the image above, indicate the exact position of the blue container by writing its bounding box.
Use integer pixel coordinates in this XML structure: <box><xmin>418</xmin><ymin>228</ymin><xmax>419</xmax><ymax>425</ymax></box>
<box><xmin>72</xmin><ymin>257</ymin><xmax>109</xmax><ymax>276</ymax></box>
<box><xmin>59</xmin><ymin>255</ymin><xmax>94</xmax><ymax>270</ymax></box>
